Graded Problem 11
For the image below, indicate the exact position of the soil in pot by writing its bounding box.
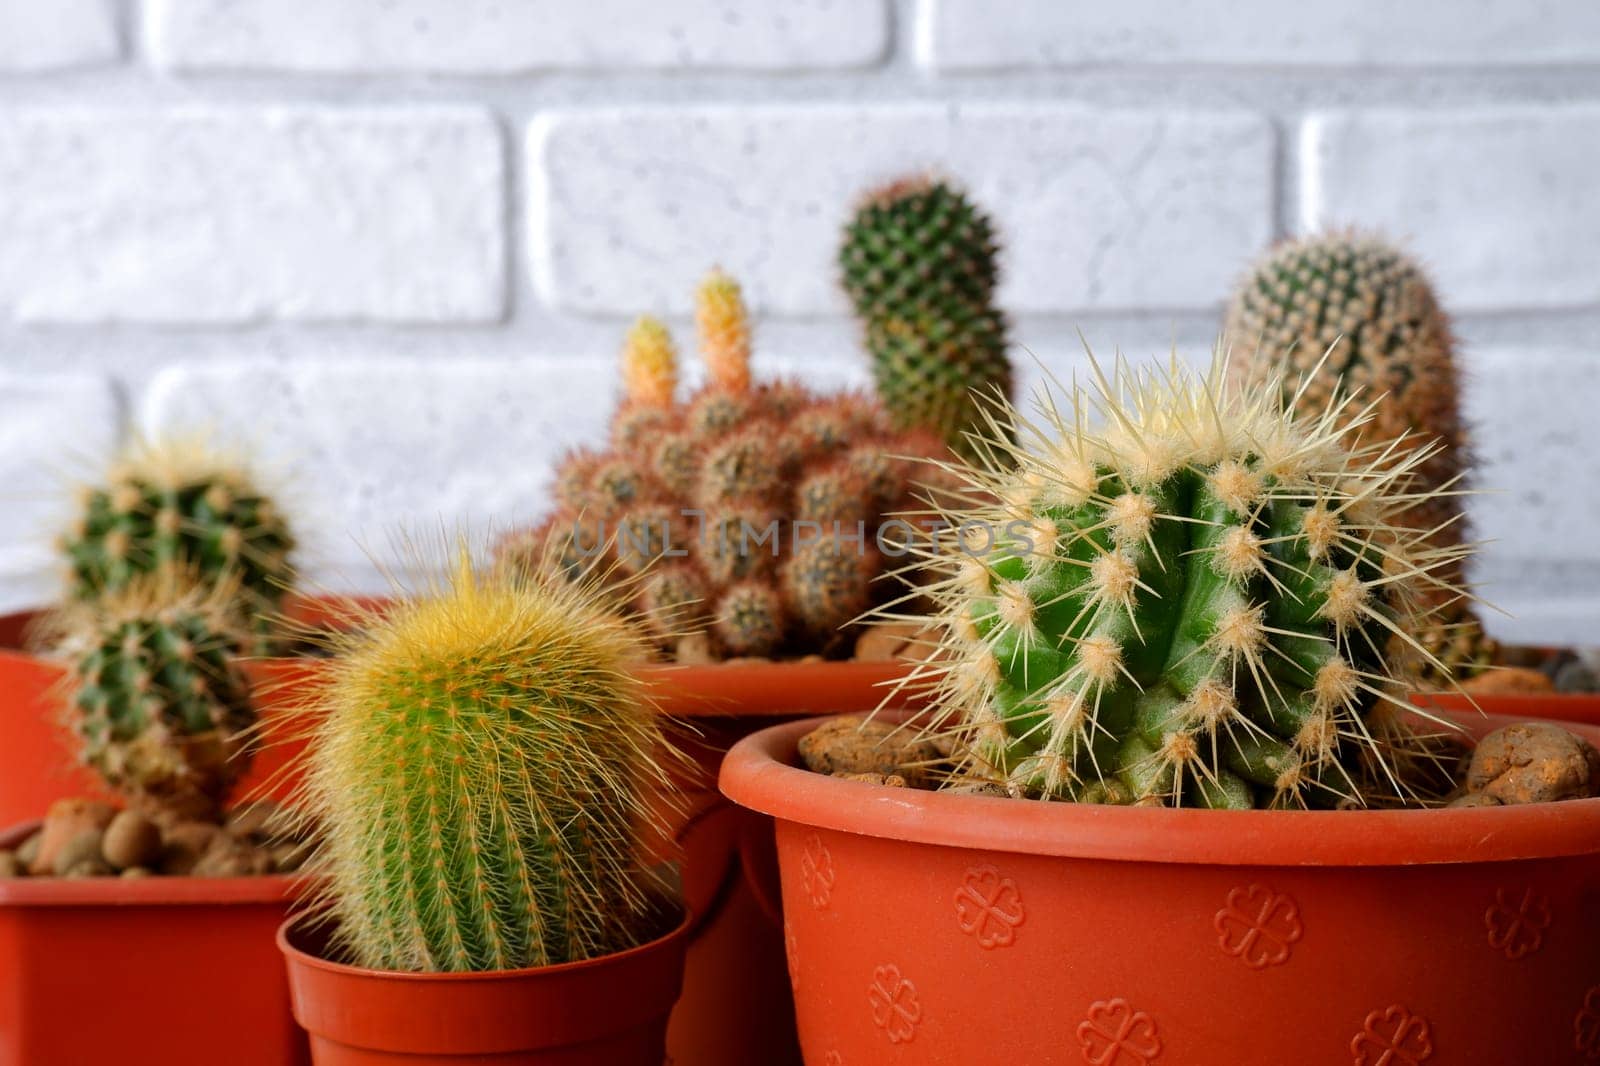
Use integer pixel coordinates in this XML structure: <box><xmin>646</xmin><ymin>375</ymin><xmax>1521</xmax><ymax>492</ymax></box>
<box><xmin>724</xmin><ymin>711</ymin><xmax>1600</xmax><ymax>1066</ymax></box>
<box><xmin>278</xmin><ymin>907</ymin><xmax>691</xmax><ymax>1065</ymax></box>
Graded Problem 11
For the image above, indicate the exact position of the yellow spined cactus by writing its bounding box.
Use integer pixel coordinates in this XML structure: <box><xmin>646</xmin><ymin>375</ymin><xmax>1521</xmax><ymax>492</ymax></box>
<box><xmin>621</xmin><ymin>316</ymin><xmax>679</xmax><ymax>408</ymax></box>
<box><xmin>695</xmin><ymin>268</ymin><xmax>752</xmax><ymax>394</ymax></box>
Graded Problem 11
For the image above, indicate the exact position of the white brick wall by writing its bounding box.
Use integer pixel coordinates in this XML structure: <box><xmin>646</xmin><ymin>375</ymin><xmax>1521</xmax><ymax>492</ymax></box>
<box><xmin>0</xmin><ymin>1</ymin><xmax>1593</xmax><ymax>645</ymax></box>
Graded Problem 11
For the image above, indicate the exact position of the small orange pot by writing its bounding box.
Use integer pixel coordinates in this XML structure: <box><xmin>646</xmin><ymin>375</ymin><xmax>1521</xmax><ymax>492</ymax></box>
<box><xmin>0</xmin><ymin>821</ymin><xmax>310</xmax><ymax>1066</ymax></box>
<box><xmin>722</xmin><ymin>711</ymin><xmax>1600</xmax><ymax>1066</ymax></box>
<box><xmin>1415</xmin><ymin>690</ymin><xmax>1600</xmax><ymax>726</ymax></box>
<box><xmin>278</xmin><ymin>911</ymin><xmax>690</xmax><ymax>1065</ymax></box>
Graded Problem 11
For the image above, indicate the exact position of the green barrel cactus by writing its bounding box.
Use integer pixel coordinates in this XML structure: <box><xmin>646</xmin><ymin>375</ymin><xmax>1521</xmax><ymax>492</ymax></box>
<box><xmin>59</xmin><ymin>577</ymin><xmax>255</xmax><ymax>816</ymax></box>
<box><xmin>1224</xmin><ymin>232</ymin><xmax>1487</xmax><ymax>677</ymax></box>
<box><xmin>840</xmin><ymin>176</ymin><xmax>1013</xmax><ymax>457</ymax></box>
<box><xmin>62</xmin><ymin>438</ymin><xmax>296</xmax><ymax>630</ymax></box>
<box><xmin>301</xmin><ymin>552</ymin><xmax>675</xmax><ymax>973</ymax></box>
<box><xmin>899</xmin><ymin>351</ymin><xmax>1468</xmax><ymax>808</ymax></box>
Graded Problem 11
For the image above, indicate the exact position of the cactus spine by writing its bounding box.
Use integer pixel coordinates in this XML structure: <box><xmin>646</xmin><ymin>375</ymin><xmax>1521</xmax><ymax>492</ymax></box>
<box><xmin>1224</xmin><ymin>232</ymin><xmax>1487</xmax><ymax>676</ymax></box>
<box><xmin>840</xmin><ymin>177</ymin><xmax>1013</xmax><ymax>458</ymax></box>
<box><xmin>58</xmin><ymin>576</ymin><xmax>255</xmax><ymax>817</ymax></box>
<box><xmin>62</xmin><ymin>438</ymin><xmax>295</xmax><ymax>636</ymax></box>
<box><xmin>303</xmin><ymin>552</ymin><xmax>674</xmax><ymax>973</ymax></box>
<box><xmin>500</xmin><ymin>269</ymin><xmax>952</xmax><ymax>661</ymax></box>
<box><xmin>898</xmin><ymin>351</ymin><xmax>1468</xmax><ymax>808</ymax></box>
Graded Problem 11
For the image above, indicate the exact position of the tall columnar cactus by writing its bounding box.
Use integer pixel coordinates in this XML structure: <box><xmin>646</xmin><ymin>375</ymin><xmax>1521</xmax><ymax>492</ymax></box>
<box><xmin>898</xmin><ymin>351</ymin><xmax>1468</xmax><ymax>808</ymax></box>
<box><xmin>302</xmin><ymin>552</ymin><xmax>674</xmax><ymax>973</ymax></box>
<box><xmin>58</xmin><ymin>577</ymin><xmax>255</xmax><ymax>816</ymax></box>
<box><xmin>499</xmin><ymin>269</ymin><xmax>955</xmax><ymax>661</ymax></box>
<box><xmin>62</xmin><ymin>438</ymin><xmax>296</xmax><ymax>630</ymax></box>
<box><xmin>839</xmin><ymin>176</ymin><xmax>1013</xmax><ymax>457</ymax></box>
<box><xmin>1224</xmin><ymin>232</ymin><xmax>1486</xmax><ymax>676</ymax></box>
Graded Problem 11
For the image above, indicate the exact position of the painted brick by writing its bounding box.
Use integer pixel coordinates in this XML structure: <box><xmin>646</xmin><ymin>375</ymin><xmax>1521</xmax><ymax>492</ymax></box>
<box><xmin>918</xmin><ymin>0</ymin><xmax>1600</xmax><ymax>70</ymax></box>
<box><xmin>146</xmin><ymin>0</ymin><xmax>887</xmax><ymax>73</ymax></box>
<box><xmin>532</xmin><ymin>104</ymin><xmax>1274</xmax><ymax>315</ymax></box>
<box><xmin>1462</xmin><ymin>347</ymin><xmax>1600</xmax><ymax>645</ymax></box>
<box><xmin>0</xmin><ymin>0</ymin><xmax>119</xmax><ymax>71</ymax></box>
<box><xmin>0</xmin><ymin>372</ymin><xmax>120</xmax><ymax>611</ymax></box>
<box><xmin>1301</xmin><ymin>108</ymin><xmax>1600</xmax><ymax>310</ymax></box>
<box><xmin>0</xmin><ymin>108</ymin><xmax>505</xmax><ymax>324</ymax></box>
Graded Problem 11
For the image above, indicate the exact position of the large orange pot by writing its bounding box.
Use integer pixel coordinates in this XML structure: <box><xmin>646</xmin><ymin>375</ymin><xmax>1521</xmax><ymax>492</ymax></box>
<box><xmin>0</xmin><ymin>822</ymin><xmax>310</xmax><ymax>1066</ymax></box>
<box><xmin>721</xmin><ymin>711</ymin><xmax>1600</xmax><ymax>1066</ymax></box>
<box><xmin>278</xmin><ymin>911</ymin><xmax>690</xmax><ymax>1065</ymax></box>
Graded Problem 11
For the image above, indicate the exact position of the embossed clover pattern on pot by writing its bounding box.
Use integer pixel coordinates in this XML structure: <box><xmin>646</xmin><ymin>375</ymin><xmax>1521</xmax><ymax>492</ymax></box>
<box><xmin>953</xmin><ymin>864</ymin><xmax>1025</xmax><ymax>949</ymax></box>
<box><xmin>1483</xmin><ymin>886</ymin><xmax>1552</xmax><ymax>960</ymax></box>
<box><xmin>1077</xmin><ymin>998</ymin><xmax>1162</xmax><ymax>1066</ymax></box>
<box><xmin>1575</xmin><ymin>986</ymin><xmax>1600</xmax><ymax>1060</ymax></box>
<box><xmin>799</xmin><ymin>831</ymin><xmax>835</xmax><ymax>909</ymax></box>
<box><xmin>1214</xmin><ymin>883</ymin><xmax>1303</xmax><ymax>969</ymax></box>
<box><xmin>1351</xmin><ymin>1005</ymin><xmax>1433</xmax><ymax>1066</ymax></box>
<box><xmin>868</xmin><ymin>964</ymin><xmax>922</xmax><ymax>1044</ymax></box>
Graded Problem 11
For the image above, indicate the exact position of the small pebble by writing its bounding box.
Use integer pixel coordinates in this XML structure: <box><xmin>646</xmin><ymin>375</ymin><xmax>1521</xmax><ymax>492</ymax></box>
<box><xmin>1553</xmin><ymin>659</ymin><xmax>1599</xmax><ymax>694</ymax></box>
<box><xmin>1447</xmin><ymin>791</ymin><xmax>1503</xmax><ymax>809</ymax></box>
<box><xmin>1466</xmin><ymin>722</ymin><xmax>1600</xmax><ymax>805</ymax></box>
<box><xmin>798</xmin><ymin>716</ymin><xmax>942</xmax><ymax>787</ymax></box>
<box><xmin>943</xmin><ymin>778</ymin><xmax>1009</xmax><ymax>798</ymax></box>
<box><xmin>836</xmin><ymin>772</ymin><xmax>908</xmax><ymax>787</ymax></box>
<box><xmin>674</xmin><ymin>633</ymin><xmax>716</xmax><ymax>664</ymax></box>
<box><xmin>15</xmin><ymin>831</ymin><xmax>41</xmax><ymax>870</ymax></box>
<box><xmin>160</xmin><ymin>822</ymin><xmax>222</xmax><ymax>877</ymax></box>
<box><xmin>1460</xmin><ymin>667</ymin><xmax>1554</xmax><ymax>695</ymax></box>
<box><xmin>225</xmin><ymin>801</ymin><xmax>279</xmax><ymax>841</ymax></box>
<box><xmin>63</xmin><ymin>858</ymin><xmax>113</xmax><ymax>879</ymax></box>
<box><xmin>270</xmin><ymin>839</ymin><xmax>315</xmax><ymax>873</ymax></box>
<box><xmin>0</xmin><ymin>851</ymin><xmax>21</xmax><ymax>878</ymax></box>
<box><xmin>51</xmin><ymin>829</ymin><xmax>107</xmax><ymax>878</ymax></box>
<box><xmin>32</xmin><ymin>798</ymin><xmax>114</xmax><ymax>876</ymax></box>
<box><xmin>102</xmin><ymin>810</ymin><xmax>162</xmax><ymax>871</ymax></box>
<box><xmin>120</xmin><ymin>866</ymin><xmax>154</xmax><ymax>879</ymax></box>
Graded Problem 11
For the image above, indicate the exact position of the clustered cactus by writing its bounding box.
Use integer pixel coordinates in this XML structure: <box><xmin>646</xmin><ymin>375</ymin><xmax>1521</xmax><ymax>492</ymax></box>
<box><xmin>300</xmin><ymin>551</ymin><xmax>675</xmax><ymax>972</ymax></box>
<box><xmin>61</xmin><ymin>438</ymin><xmax>296</xmax><ymax>637</ymax></box>
<box><xmin>501</xmin><ymin>269</ymin><xmax>953</xmax><ymax>660</ymax></box>
<box><xmin>56</xmin><ymin>576</ymin><xmax>256</xmax><ymax>819</ymax></box>
<box><xmin>840</xmin><ymin>176</ymin><xmax>1013</xmax><ymax>458</ymax></box>
<box><xmin>896</xmin><ymin>352</ymin><xmax>1466</xmax><ymax>808</ymax></box>
<box><xmin>1225</xmin><ymin>232</ymin><xmax>1487</xmax><ymax>678</ymax></box>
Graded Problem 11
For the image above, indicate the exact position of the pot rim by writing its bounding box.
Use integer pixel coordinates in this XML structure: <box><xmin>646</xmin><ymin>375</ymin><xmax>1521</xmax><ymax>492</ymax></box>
<box><xmin>0</xmin><ymin>820</ymin><xmax>307</xmax><ymax>906</ymax></box>
<box><xmin>276</xmin><ymin>906</ymin><xmax>693</xmax><ymax>985</ymax></box>
<box><xmin>719</xmin><ymin>711</ymin><xmax>1600</xmax><ymax>868</ymax></box>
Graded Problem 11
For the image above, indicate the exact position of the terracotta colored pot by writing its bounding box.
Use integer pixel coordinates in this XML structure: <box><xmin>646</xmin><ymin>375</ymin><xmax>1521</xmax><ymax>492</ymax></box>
<box><xmin>721</xmin><ymin>712</ymin><xmax>1600</xmax><ymax>1066</ymax></box>
<box><xmin>1415</xmin><ymin>690</ymin><xmax>1600</xmax><ymax>727</ymax></box>
<box><xmin>278</xmin><ymin>911</ymin><xmax>690</xmax><ymax>1065</ymax></box>
<box><xmin>0</xmin><ymin>821</ymin><xmax>310</xmax><ymax>1066</ymax></box>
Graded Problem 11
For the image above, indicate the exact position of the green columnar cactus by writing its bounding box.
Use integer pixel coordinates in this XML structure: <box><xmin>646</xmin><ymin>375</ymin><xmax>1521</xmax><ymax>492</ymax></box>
<box><xmin>839</xmin><ymin>177</ymin><xmax>1013</xmax><ymax>457</ymax></box>
<box><xmin>62</xmin><ymin>439</ymin><xmax>296</xmax><ymax>629</ymax></box>
<box><xmin>59</xmin><ymin>577</ymin><xmax>255</xmax><ymax>816</ymax></box>
<box><xmin>302</xmin><ymin>553</ymin><xmax>674</xmax><ymax>973</ymax></box>
<box><xmin>1224</xmin><ymin>232</ymin><xmax>1488</xmax><ymax>677</ymax></box>
<box><xmin>899</xmin><ymin>351</ymin><xmax>1468</xmax><ymax>808</ymax></box>
<box><xmin>501</xmin><ymin>269</ymin><xmax>952</xmax><ymax>661</ymax></box>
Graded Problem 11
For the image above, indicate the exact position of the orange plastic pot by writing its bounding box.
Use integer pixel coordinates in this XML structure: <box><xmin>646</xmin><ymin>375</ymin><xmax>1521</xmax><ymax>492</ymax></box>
<box><xmin>722</xmin><ymin>711</ymin><xmax>1600</xmax><ymax>1065</ymax></box>
<box><xmin>0</xmin><ymin>821</ymin><xmax>310</xmax><ymax>1066</ymax></box>
<box><xmin>1415</xmin><ymin>689</ymin><xmax>1600</xmax><ymax>726</ymax></box>
<box><xmin>278</xmin><ymin>911</ymin><xmax>690</xmax><ymax>1065</ymax></box>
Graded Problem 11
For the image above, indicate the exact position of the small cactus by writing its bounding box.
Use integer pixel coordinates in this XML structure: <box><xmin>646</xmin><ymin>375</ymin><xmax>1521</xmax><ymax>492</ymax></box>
<box><xmin>620</xmin><ymin>316</ymin><xmax>680</xmax><ymax>409</ymax></box>
<box><xmin>1224</xmin><ymin>232</ymin><xmax>1488</xmax><ymax>678</ymax></box>
<box><xmin>893</xmin><ymin>349</ymin><xmax>1471</xmax><ymax>808</ymax></box>
<box><xmin>840</xmin><ymin>176</ymin><xmax>1013</xmax><ymax>457</ymax></box>
<box><xmin>506</xmin><ymin>268</ymin><xmax>953</xmax><ymax>661</ymax></box>
<box><xmin>56</xmin><ymin>576</ymin><xmax>255</xmax><ymax>817</ymax></box>
<box><xmin>301</xmin><ymin>550</ymin><xmax>675</xmax><ymax>973</ymax></box>
<box><xmin>61</xmin><ymin>438</ymin><xmax>295</xmax><ymax>633</ymax></box>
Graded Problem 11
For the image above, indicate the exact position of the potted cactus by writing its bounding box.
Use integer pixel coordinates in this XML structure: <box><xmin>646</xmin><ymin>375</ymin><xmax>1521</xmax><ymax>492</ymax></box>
<box><xmin>0</xmin><ymin>436</ymin><xmax>303</xmax><ymax>825</ymax></box>
<box><xmin>720</xmin><ymin>352</ymin><xmax>1600</xmax><ymax>1064</ymax></box>
<box><xmin>0</xmin><ymin>576</ymin><xmax>312</xmax><ymax>1066</ymax></box>
<box><xmin>276</xmin><ymin>548</ymin><xmax>689</xmax><ymax>1064</ymax></box>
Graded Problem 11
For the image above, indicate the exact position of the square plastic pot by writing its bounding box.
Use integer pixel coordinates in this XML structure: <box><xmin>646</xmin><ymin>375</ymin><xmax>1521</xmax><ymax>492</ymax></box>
<box><xmin>0</xmin><ymin>822</ymin><xmax>310</xmax><ymax>1066</ymax></box>
<box><xmin>721</xmin><ymin>711</ymin><xmax>1600</xmax><ymax>1065</ymax></box>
